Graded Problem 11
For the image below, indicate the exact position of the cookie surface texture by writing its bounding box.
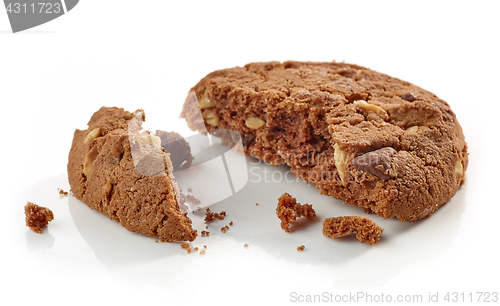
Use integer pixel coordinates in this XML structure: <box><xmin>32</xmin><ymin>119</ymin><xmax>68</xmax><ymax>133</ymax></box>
<box><xmin>182</xmin><ymin>61</ymin><xmax>468</xmax><ymax>222</ymax></box>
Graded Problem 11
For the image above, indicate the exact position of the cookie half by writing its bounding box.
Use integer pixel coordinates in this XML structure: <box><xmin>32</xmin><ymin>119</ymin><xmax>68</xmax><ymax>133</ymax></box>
<box><xmin>68</xmin><ymin>107</ymin><xmax>197</xmax><ymax>241</ymax></box>
<box><xmin>181</xmin><ymin>61</ymin><xmax>468</xmax><ymax>222</ymax></box>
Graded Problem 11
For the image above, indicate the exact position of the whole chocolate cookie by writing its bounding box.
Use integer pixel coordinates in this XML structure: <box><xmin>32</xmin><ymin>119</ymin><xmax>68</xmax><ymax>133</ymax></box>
<box><xmin>181</xmin><ymin>61</ymin><xmax>468</xmax><ymax>222</ymax></box>
<box><xmin>68</xmin><ymin>107</ymin><xmax>197</xmax><ymax>241</ymax></box>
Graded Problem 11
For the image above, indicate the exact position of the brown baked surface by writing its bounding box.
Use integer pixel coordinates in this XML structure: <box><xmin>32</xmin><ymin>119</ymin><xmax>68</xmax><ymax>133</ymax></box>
<box><xmin>25</xmin><ymin>202</ymin><xmax>54</xmax><ymax>234</ymax></box>
<box><xmin>322</xmin><ymin>216</ymin><xmax>383</xmax><ymax>245</ymax></box>
<box><xmin>181</xmin><ymin>61</ymin><xmax>468</xmax><ymax>222</ymax></box>
<box><xmin>276</xmin><ymin>192</ymin><xmax>317</xmax><ymax>232</ymax></box>
<box><xmin>67</xmin><ymin>107</ymin><xmax>197</xmax><ymax>242</ymax></box>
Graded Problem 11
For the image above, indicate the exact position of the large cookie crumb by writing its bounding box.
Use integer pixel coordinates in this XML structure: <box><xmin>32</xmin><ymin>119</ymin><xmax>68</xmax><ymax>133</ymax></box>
<box><xmin>322</xmin><ymin>216</ymin><xmax>383</xmax><ymax>245</ymax></box>
<box><xmin>276</xmin><ymin>192</ymin><xmax>317</xmax><ymax>232</ymax></box>
<box><xmin>24</xmin><ymin>202</ymin><xmax>54</xmax><ymax>234</ymax></box>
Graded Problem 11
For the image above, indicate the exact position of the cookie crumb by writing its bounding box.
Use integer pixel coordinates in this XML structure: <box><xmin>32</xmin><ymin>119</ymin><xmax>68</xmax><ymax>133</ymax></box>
<box><xmin>204</xmin><ymin>245</ymin><xmax>207</xmax><ymax>248</ymax></box>
<box><xmin>297</xmin><ymin>245</ymin><xmax>305</xmax><ymax>251</ymax></box>
<box><xmin>199</xmin><ymin>249</ymin><xmax>206</xmax><ymax>255</ymax></box>
<box><xmin>221</xmin><ymin>225</ymin><xmax>229</xmax><ymax>233</ymax></box>
<box><xmin>187</xmin><ymin>188</ymin><xmax>193</xmax><ymax>193</ymax></box>
<box><xmin>229</xmin><ymin>221</ymin><xmax>233</xmax><ymax>226</ymax></box>
<box><xmin>181</xmin><ymin>243</ymin><xmax>192</xmax><ymax>253</ymax></box>
<box><xmin>276</xmin><ymin>193</ymin><xmax>316</xmax><ymax>232</ymax></box>
<box><xmin>58</xmin><ymin>189</ymin><xmax>68</xmax><ymax>196</ymax></box>
<box><xmin>194</xmin><ymin>247</ymin><xmax>199</xmax><ymax>251</ymax></box>
<box><xmin>205</xmin><ymin>208</ymin><xmax>226</xmax><ymax>222</ymax></box>
<box><xmin>255</xmin><ymin>203</ymin><xmax>259</xmax><ymax>206</ymax></box>
<box><xmin>155</xmin><ymin>240</ymin><xmax>159</xmax><ymax>243</ymax></box>
<box><xmin>244</xmin><ymin>244</ymin><xmax>249</xmax><ymax>247</ymax></box>
<box><xmin>24</xmin><ymin>202</ymin><xmax>54</xmax><ymax>234</ymax></box>
<box><xmin>201</xmin><ymin>230</ymin><xmax>210</xmax><ymax>237</ymax></box>
<box><xmin>322</xmin><ymin>216</ymin><xmax>384</xmax><ymax>245</ymax></box>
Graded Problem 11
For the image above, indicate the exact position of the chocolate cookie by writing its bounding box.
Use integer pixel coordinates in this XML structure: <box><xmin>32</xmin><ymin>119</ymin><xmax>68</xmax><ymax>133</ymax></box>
<box><xmin>68</xmin><ymin>107</ymin><xmax>197</xmax><ymax>242</ymax></box>
<box><xmin>181</xmin><ymin>61</ymin><xmax>468</xmax><ymax>222</ymax></box>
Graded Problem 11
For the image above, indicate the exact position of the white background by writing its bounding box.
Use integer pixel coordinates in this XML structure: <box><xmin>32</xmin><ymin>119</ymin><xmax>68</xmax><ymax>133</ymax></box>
<box><xmin>1</xmin><ymin>1</ymin><xmax>499</xmax><ymax>305</ymax></box>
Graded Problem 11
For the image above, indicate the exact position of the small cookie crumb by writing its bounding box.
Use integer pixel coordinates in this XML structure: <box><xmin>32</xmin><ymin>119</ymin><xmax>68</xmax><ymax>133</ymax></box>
<box><xmin>221</xmin><ymin>225</ymin><xmax>229</xmax><ymax>233</ymax></box>
<box><xmin>58</xmin><ymin>189</ymin><xmax>68</xmax><ymax>196</ymax></box>
<box><xmin>187</xmin><ymin>188</ymin><xmax>193</xmax><ymax>193</ymax></box>
<box><xmin>276</xmin><ymin>193</ymin><xmax>316</xmax><ymax>232</ymax></box>
<box><xmin>201</xmin><ymin>230</ymin><xmax>210</xmax><ymax>237</ymax></box>
<box><xmin>181</xmin><ymin>243</ymin><xmax>192</xmax><ymax>253</ymax></box>
<box><xmin>255</xmin><ymin>203</ymin><xmax>259</xmax><ymax>206</ymax></box>
<box><xmin>229</xmin><ymin>221</ymin><xmax>233</xmax><ymax>226</ymax></box>
<box><xmin>322</xmin><ymin>216</ymin><xmax>384</xmax><ymax>245</ymax></box>
<box><xmin>24</xmin><ymin>202</ymin><xmax>54</xmax><ymax>234</ymax></box>
<box><xmin>244</xmin><ymin>244</ymin><xmax>249</xmax><ymax>247</ymax></box>
<box><xmin>194</xmin><ymin>247</ymin><xmax>199</xmax><ymax>251</ymax></box>
<box><xmin>199</xmin><ymin>249</ymin><xmax>206</xmax><ymax>255</ymax></box>
<box><xmin>205</xmin><ymin>208</ymin><xmax>226</xmax><ymax>222</ymax></box>
<box><xmin>297</xmin><ymin>245</ymin><xmax>305</xmax><ymax>251</ymax></box>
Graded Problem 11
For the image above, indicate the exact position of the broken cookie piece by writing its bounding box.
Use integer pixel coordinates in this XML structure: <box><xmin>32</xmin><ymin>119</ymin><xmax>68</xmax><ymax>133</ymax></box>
<box><xmin>24</xmin><ymin>202</ymin><xmax>54</xmax><ymax>234</ymax></box>
<box><xmin>322</xmin><ymin>216</ymin><xmax>383</xmax><ymax>245</ymax></box>
<box><xmin>182</xmin><ymin>61</ymin><xmax>468</xmax><ymax>222</ymax></box>
<box><xmin>67</xmin><ymin>107</ymin><xmax>197</xmax><ymax>242</ymax></box>
<box><xmin>156</xmin><ymin>130</ymin><xmax>193</xmax><ymax>170</ymax></box>
<box><xmin>276</xmin><ymin>192</ymin><xmax>317</xmax><ymax>232</ymax></box>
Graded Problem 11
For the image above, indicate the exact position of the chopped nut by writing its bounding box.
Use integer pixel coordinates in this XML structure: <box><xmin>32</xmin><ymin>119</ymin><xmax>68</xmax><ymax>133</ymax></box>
<box><xmin>353</xmin><ymin>100</ymin><xmax>388</xmax><ymax>120</ymax></box>
<box><xmin>333</xmin><ymin>143</ymin><xmax>348</xmax><ymax>187</ymax></box>
<box><xmin>84</xmin><ymin>128</ymin><xmax>101</xmax><ymax>143</ymax></box>
<box><xmin>401</xmin><ymin>93</ymin><xmax>417</xmax><ymax>102</ymax></box>
<box><xmin>202</xmin><ymin>109</ymin><xmax>219</xmax><ymax>126</ymax></box>
<box><xmin>352</xmin><ymin>147</ymin><xmax>397</xmax><ymax>180</ymax></box>
<box><xmin>198</xmin><ymin>91</ymin><xmax>216</xmax><ymax>109</ymax></box>
<box><xmin>406</xmin><ymin>126</ymin><xmax>419</xmax><ymax>132</ymax></box>
<box><xmin>83</xmin><ymin>146</ymin><xmax>99</xmax><ymax>177</ymax></box>
<box><xmin>272</xmin><ymin>63</ymin><xmax>285</xmax><ymax>70</ymax></box>
<box><xmin>455</xmin><ymin>158</ymin><xmax>464</xmax><ymax>176</ymax></box>
<box><xmin>245</xmin><ymin>117</ymin><xmax>266</xmax><ymax>130</ymax></box>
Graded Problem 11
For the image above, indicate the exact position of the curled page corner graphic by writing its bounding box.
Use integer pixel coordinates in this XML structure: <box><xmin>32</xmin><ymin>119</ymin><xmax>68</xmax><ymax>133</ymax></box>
<box><xmin>3</xmin><ymin>0</ymin><xmax>79</xmax><ymax>33</ymax></box>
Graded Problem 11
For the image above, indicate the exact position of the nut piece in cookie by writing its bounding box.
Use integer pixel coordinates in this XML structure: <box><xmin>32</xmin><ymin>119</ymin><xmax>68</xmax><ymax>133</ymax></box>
<box><xmin>352</xmin><ymin>147</ymin><xmax>397</xmax><ymax>180</ymax></box>
<box><xmin>156</xmin><ymin>130</ymin><xmax>194</xmax><ymax>170</ymax></box>
<box><xmin>276</xmin><ymin>192</ymin><xmax>317</xmax><ymax>232</ymax></box>
<box><xmin>24</xmin><ymin>202</ymin><xmax>54</xmax><ymax>234</ymax></box>
<box><xmin>322</xmin><ymin>216</ymin><xmax>383</xmax><ymax>245</ymax></box>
